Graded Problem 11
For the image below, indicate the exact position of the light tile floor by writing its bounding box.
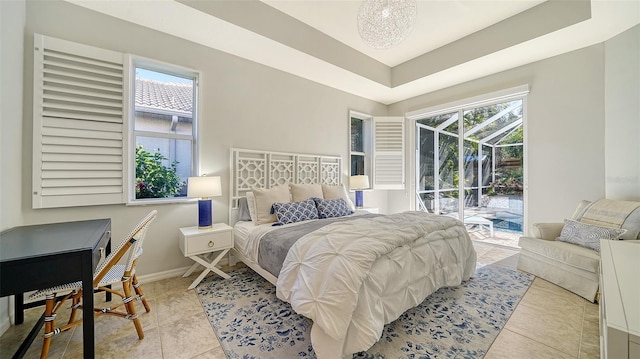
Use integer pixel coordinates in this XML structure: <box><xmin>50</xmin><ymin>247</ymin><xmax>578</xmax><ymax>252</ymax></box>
<box><xmin>0</xmin><ymin>240</ymin><xmax>599</xmax><ymax>359</ymax></box>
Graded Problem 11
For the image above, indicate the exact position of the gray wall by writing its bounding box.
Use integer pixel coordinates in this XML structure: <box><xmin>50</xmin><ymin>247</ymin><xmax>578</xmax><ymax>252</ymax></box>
<box><xmin>5</xmin><ymin>0</ymin><xmax>387</xmax><ymax>281</ymax></box>
<box><xmin>605</xmin><ymin>24</ymin><xmax>640</xmax><ymax>201</ymax></box>
<box><xmin>388</xmin><ymin>44</ymin><xmax>608</xmax><ymax>229</ymax></box>
<box><xmin>0</xmin><ymin>0</ymin><xmax>26</xmax><ymax>333</ymax></box>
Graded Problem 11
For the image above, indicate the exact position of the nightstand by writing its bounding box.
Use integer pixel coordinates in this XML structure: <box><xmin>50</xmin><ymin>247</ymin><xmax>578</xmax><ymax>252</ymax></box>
<box><xmin>179</xmin><ymin>223</ymin><xmax>233</xmax><ymax>290</ymax></box>
<box><xmin>356</xmin><ymin>207</ymin><xmax>379</xmax><ymax>214</ymax></box>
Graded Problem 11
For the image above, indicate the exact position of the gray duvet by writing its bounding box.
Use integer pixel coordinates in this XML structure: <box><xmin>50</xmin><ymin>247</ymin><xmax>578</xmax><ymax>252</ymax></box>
<box><xmin>257</xmin><ymin>214</ymin><xmax>381</xmax><ymax>277</ymax></box>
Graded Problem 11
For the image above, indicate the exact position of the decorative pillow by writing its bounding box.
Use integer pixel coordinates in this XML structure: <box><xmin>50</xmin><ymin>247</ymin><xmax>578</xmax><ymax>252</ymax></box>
<box><xmin>272</xmin><ymin>199</ymin><xmax>319</xmax><ymax>225</ymax></box>
<box><xmin>322</xmin><ymin>184</ymin><xmax>355</xmax><ymax>211</ymax></box>
<box><xmin>556</xmin><ymin>219</ymin><xmax>627</xmax><ymax>252</ymax></box>
<box><xmin>290</xmin><ymin>183</ymin><xmax>323</xmax><ymax>202</ymax></box>
<box><xmin>252</xmin><ymin>185</ymin><xmax>291</xmax><ymax>225</ymax></box>
<box><xmin>313</xmin><ymin>197</ymin><xmax>354</xmax><ymax>219</ymax></box>
<box><xmin>237</xmin><ymin>197</ymin><xmax>252</xmax><ymax>222</ymax></box>
<box><xmin>246</xmin><ymin>192</ymin><xmax>257</xmax><ymax>223</ymax></box>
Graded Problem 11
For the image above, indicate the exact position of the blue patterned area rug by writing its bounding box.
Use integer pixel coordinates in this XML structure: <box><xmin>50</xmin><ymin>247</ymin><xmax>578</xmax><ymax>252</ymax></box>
<box><xmin>196</xmin><ymin>264</ymin><xmax>533</xmax><ymax>359</ymax></box>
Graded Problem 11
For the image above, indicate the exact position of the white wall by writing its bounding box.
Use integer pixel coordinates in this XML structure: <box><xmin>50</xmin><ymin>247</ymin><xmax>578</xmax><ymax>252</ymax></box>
<box><xmin>388</xmin><ymin>44</ymin><xmax>607</xmax><ymax>230</ymax></box>
<box><xmin>10</xmin><ymin>0</ymin><xmax>386</xmax><ymax>280</ymax></box>
<box><xmin>604</xmin><ymin>24</ymin><xmax>640</xmax><ymax>201</ymax></box>
<box><xmin>1</xmin><ymin>0</ymin><xmax>26</xmax><ymax>333</ymax></box>
<box><xmin>1</xmin><ymin>1</ymin><xmax>25</xmax><ymax>231</ymax></box>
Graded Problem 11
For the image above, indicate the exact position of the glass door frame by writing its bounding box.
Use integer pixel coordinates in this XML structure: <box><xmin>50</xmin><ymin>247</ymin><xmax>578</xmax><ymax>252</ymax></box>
<box><xmin>408</xmin><ymin>85</ymin><xmax>529</xmax><ymax>232</ymax></box>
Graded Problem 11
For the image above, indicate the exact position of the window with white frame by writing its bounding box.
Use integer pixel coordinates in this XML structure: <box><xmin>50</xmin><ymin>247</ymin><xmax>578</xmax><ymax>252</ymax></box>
<box><xmin>31</xmin><ymin>33</ymin><xmax>200</xmax><ymax>208</ymax></box>
<box><xmin>132</xmin><ymin>63</ymin><xmax>198</xmax><ymax>201</ymax></box>
<box><xmin>349</xmin><ymin>112</ymin><xmax>372</xmax><ymax>176</ymax></box>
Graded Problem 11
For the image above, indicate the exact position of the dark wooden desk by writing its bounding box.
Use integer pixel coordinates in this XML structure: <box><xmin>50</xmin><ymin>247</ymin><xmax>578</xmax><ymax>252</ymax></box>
<box><xmin>0</xmin><ymin>219</ymin><xmax>111</xmax><ymax>358</ymax></box>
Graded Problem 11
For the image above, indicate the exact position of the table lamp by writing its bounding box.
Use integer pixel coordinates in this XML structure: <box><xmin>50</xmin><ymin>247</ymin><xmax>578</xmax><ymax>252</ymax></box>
<box><xmin>350</xmin><ymin>175</ymin><xmax>370</xmax><ymax>208</ymax></box>
<box><xmin>187</xmin><ymin>176</ymin><xmax>222</xmax><ymax>229</ymax></box>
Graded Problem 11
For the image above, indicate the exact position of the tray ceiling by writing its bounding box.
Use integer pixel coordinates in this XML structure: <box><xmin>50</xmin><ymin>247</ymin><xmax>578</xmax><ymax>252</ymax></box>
<box><xmin>65</xmin><ymin>0</ymin><xmax>640</xmax><ymax>104</ymax></box>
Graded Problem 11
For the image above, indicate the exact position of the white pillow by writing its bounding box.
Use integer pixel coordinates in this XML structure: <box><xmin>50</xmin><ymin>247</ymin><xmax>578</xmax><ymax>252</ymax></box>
<box><xmin>252</xmin><ymin>185</ymin><xmax>291</xmax><ymax>225</ymax></box>
<box><xmin>322</xmin><ymin>184</ymin><xmax>355</xmax><ymax>211</ymax></box>
<box><xmin>245</xmin><ymin>192</ymin><xmax>257</xmax><ymax>224</ymax></box>
<box><xmin>290</xmin><ymin>183</ymin><xmax>323</xmax><ymax>202</ymax></box>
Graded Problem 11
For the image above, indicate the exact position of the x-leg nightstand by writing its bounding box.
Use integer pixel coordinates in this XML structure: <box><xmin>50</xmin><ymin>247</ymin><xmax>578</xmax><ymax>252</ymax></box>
<box><xmin>179</xmin><ymin>223</ymin><xmax>233</xmax><ymax>290</ymax></box>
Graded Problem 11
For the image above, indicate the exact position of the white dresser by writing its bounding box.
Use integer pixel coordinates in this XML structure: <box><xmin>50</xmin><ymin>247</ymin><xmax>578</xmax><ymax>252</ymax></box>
<box><xmin>599</xmin><ymin>239</ymin><xmax>640</xmax><ymax>359</ymax></box>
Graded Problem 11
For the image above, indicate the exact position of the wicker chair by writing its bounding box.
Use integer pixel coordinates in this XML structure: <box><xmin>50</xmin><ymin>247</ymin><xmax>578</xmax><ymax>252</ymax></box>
<box><xmin>29</xmin><ymin>210</ymin><xmax>157</xmax><ymax>358</ymax></box>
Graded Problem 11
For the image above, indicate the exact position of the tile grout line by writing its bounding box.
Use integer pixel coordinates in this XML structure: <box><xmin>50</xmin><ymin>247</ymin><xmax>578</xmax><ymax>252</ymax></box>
<box><xmin>577</xmin><ymin>301</ymin><xmax>587</xmax><ymax>358</ymax></box>
<box><xmin>515</xmin><ymin>284</ymin><xmax>588</xmax><ymax>357</ymax></box>
<box><xmin>501</xmin><ymin>328</ymin><xmax>579</xmax><ymax>358</ymax></box>
<box><xmin>152</xmin><ymin>291</ymin><xmax>165</xmax><ymax>359</ymax></box>
<box><xmin>61</xmin><ymin>324</ymin><xmax>75</xmax><ymax>358</ymax></box>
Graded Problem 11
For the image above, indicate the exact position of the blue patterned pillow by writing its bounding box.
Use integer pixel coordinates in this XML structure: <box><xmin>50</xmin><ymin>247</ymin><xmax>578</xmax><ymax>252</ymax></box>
<box><xmin>556</xmin><ymin>219</ymin><xmax>627</xmax><ymax>252</ymax></box>
<box><xmin>271</xmin><ymin>199</ymin><xmax>319</xmax><ymax>225</ymax></box>
<box><xmin>313</xmin><ymin>197</ymin><xmax>354</xmax><ymax>219</ymax></box>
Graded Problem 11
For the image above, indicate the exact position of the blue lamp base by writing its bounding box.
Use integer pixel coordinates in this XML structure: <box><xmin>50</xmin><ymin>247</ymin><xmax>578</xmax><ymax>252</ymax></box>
<box><xmin>198</xmin><ymin>199</ymin><xmax>213</xmax><ymax>228</ymax></box>
<box><xmin>355</xmin><ymin>190</ymin><xmax>363</xmax><ymax>208</ymax></box>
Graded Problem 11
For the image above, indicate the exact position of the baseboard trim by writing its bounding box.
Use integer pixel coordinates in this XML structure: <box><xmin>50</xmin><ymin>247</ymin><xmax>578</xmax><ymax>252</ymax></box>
<box><xmin>137</xmin><ymin>266</ymin><xmax>190</xmax><ymax>284</ymax></box>
<box><xmin>136</xmin><ymin>258</ymin><xmax>230</xmax><ymax>284</ymax></box>
<box><xmin>0</xmin><ymin>315</ymin><xmax>10</xmax><ymax>337</ymax></box>
<box><xmin>137</xmin><ymin>256</ymin><xmax>231</xmax><ymax>283</ymax></box>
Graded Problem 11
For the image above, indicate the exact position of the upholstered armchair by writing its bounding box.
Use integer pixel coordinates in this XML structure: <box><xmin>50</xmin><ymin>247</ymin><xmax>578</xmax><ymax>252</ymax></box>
<box><xmin>517</xmin><ymin>199</ymin><xmax>640</xmax><ymax>302</ymax></box>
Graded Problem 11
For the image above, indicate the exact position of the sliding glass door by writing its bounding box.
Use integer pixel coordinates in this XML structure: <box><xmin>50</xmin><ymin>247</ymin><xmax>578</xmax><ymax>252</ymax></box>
<box><xmin>416</xmin><ymin>99</ymin><xmax>524</xmax><ymax>235</ymax></box>
<box><xmin>416</xmin><ymin>112</ymin><xmax>459</xmax><ymax>215</ymax></box>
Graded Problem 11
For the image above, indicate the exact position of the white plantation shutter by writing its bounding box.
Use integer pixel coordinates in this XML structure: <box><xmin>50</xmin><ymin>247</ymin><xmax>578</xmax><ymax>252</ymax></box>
<box><xmin>33</xmin><ymin>34</ymin><xmax>126</xmax><ymax>208</ymax></box>
<box><xmin>373</xmin><ymin>117</ymin><xmax>405</xmax><ymax>190</ymax></box>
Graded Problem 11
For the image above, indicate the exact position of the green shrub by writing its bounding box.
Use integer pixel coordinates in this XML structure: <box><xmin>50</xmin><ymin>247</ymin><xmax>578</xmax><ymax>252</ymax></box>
<box><xmin>489</xmin><ymin>168</ymin><xmax>523</xmax><ymax>196</ymax></box>
<box><xmin>135</xmin><ymin>145</ymin><xmax>182</xmax><ymax>199</ymax></box>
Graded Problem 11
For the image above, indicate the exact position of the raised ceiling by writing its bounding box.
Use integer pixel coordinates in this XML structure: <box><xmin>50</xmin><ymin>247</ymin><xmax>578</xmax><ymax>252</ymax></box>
<box><xmin>262</xmin><ymin>0</ymin><xmax>546</xmax><ymax>67</ymax></box>
<box><xmin>66</xmin><ymin>0</ymin><xmax>640</xmax><ymax>105</ymax></box>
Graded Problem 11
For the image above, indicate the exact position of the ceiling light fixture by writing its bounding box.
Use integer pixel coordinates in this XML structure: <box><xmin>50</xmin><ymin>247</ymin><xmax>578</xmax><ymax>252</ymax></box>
<box><xmin>357</xmin><ymin>0</ymin><xmax>417</xmax><ymax>49</ymax></box>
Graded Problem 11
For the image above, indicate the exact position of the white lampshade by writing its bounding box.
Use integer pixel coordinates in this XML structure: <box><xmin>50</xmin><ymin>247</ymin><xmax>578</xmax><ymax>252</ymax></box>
<box><xmin>187</xmin><ymin>176</ymin><xmax>222</xmax><ymax>198</ymax></box>
<box><xmin>350</xmin><ymin>175</ymin><xmax>370</xmax><ymax>190</ymax></box>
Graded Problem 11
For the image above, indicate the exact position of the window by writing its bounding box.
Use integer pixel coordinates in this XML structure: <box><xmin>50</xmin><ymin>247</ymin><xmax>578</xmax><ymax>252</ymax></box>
<box><xmin>32</xmin><ymin>33</ymin><xmax>201</xmax><ymax>208</ymax></box>
<box><xmin>131</xmin><ymin>63</ymin><xmax>198</xmax><ymax>201</ymax></box>
<box><xmin>349</xmin><ymin>111</ymin><xmax>371</xmax><ymax>177</ymax></box>
<box><xmin>349</xmin><ymin>112</ymin><xmax>405</xmax><ymax>189</ymax></box>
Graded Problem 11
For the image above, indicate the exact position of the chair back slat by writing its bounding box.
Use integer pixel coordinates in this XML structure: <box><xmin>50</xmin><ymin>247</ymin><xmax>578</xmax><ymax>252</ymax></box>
<box><xmin>124</xmin><ymin>226</ymin><xmax>148</xmax><ymax>274</ymax></box>
<box><xmin>93</xmin><ymin>210</ymin><xmax>157</xmax><ymax>286</ymax></box>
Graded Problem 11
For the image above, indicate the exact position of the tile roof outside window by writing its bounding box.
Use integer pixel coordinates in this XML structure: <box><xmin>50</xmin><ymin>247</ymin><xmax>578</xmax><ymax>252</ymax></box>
<box><xmin>135</xmin><ymin>78</ymin><xmax>193</xmax><ymax>115</ymax></box>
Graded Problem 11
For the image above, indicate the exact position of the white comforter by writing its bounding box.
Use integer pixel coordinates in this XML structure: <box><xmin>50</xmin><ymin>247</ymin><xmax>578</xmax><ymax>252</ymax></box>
<box><xmin>276</xmin><ymin>211</ymin><xmax>477</xmax><ymax>359</ymax></box>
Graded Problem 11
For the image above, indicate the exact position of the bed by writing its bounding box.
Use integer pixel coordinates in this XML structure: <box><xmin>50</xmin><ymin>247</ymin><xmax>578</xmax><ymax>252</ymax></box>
<box><xmin>228</xmin><ymin>148</ymin><xmax>477</xmax><ymax>359</ymax></box>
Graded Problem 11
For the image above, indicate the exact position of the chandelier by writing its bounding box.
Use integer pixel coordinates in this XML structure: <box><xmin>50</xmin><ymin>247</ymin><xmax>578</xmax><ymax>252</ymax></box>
<box><xmin>357</xmin><ymin>0</ymin><xmax>417</xmax><ymax>49</ymax></box>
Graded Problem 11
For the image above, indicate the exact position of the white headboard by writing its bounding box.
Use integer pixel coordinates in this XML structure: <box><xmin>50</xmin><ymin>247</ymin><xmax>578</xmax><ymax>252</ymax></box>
<box><xmin>229</xmin><ymin>148</ymin><xmax>342</xmax><ymax>225</ymax></box>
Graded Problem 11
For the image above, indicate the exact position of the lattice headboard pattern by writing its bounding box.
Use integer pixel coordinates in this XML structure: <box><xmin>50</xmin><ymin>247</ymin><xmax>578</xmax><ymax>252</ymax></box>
<box><xmin>229</xmin><ymin>148</ymin><xmax>342</xmax><ymax>213</ymax></box>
